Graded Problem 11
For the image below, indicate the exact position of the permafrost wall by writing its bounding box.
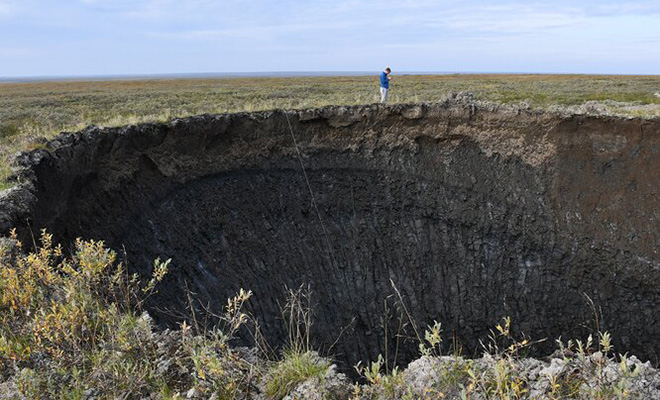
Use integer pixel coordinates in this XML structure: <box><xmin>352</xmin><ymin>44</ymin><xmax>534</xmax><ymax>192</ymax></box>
<box><xmin>2</xmin><ymin>100</ymin><xmax>659</xmax><ymax>368</ymax></box>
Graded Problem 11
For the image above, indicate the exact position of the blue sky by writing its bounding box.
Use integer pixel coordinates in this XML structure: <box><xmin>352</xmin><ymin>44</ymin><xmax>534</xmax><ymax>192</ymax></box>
<box><xmin>0</xmin><ymin>0</ymin><xmax>658</xmax><ymax>77</ymax></box>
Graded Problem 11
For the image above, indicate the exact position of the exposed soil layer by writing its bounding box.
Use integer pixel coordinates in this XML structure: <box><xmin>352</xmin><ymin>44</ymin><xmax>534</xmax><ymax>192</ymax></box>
<box><xmin>3</xmin><ymin>99</ymin><xmax>660</xmax><ymax>368</ymax></box>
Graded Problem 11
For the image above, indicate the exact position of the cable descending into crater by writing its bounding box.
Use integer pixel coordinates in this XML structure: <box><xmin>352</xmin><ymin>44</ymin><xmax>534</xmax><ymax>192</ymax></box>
<box><xmin>284</xmin><ymin>111</ymin><xmax>339</xmax><ymax>271</ymax></box>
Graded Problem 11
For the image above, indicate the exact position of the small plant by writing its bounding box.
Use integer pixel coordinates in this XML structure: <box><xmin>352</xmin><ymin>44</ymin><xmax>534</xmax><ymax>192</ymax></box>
<box><xmin>354</xmin><ymin>354</ymin><xmax>405</xmax><ymax>399</ymax></box>
<box><xmin>419</xmin><ymin>320</ymin><xmax>443</xmax><ymax>357</ymax></box>
<box><xmin>180</xmin><ymin>288</ymin><xmax>263</xmax><ymax>398</ymax></box>
<box><xmin>282</xmin><ymin>285</ymin><xmax>315</xmax><ymax>356</ymax></box>
<box><xmin>265</xmin><ymin>350</ymin><xmax>330</xmax><ymax>399</ymax></box>
<box><xmin>561</xmin><ymin>329</ymin><xmax>644</xmax><ymax>399</ymax></box>
<box><xmin>458</xmin><ymin>317</ymin><xmax>536</xmax><ymax>399</ymax></box>
<box><xmin>264</xmin><ymin>286</ymin><xmax>332</xmax><ymax>399</ymax></box>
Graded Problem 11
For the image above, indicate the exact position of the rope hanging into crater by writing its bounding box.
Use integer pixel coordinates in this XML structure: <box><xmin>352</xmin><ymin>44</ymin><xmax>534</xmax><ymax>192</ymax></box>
<box><xmin>284</xmin><ymin>112</ymin><xmax>339</xmax><ymax>269</ymax></box>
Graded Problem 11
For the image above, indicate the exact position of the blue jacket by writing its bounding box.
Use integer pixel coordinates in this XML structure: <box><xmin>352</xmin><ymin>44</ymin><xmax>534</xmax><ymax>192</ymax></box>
<box><xmin>380</xmin><ymin>71</ymin><xmax>389</xmax><ymax>89</ymax></box>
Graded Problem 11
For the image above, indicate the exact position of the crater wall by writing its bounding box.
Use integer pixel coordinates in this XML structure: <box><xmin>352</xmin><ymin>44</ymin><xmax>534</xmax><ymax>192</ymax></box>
<box><xmin>3</xmin><ymin>101</ymin><xmax>659</xmax><ymax>368</ymax></box>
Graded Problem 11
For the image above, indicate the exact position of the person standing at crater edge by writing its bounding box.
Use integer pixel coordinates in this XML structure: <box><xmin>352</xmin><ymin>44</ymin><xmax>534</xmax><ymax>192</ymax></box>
<box><xmin>380</xmin><ymin>67</ymin><xmax>392</xmax><ymax>103</ymax></box>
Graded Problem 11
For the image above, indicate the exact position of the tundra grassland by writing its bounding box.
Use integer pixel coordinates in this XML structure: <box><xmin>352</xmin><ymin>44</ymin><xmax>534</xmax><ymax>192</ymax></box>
<box><xmin>1</xmin><ymin>73</ymin><xmax>659</xmax><ymax>188</ymax></box>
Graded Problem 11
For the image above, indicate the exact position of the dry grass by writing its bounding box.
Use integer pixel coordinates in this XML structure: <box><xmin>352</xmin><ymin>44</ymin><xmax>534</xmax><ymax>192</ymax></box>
<box><xmin>1</xmin><ymin>74</ymin><xmax>660</xmax><ymax>187</ymax></box>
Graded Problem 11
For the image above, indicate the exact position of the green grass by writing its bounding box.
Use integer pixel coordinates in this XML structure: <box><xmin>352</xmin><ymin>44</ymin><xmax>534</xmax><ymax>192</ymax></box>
<box><xmin>265</xmin><ymin>350</ymin><xmax>330</xmax><ymax>399</ymax></box>
<box><xmin>1</xmin><ymin>74</ymin><xmax>660</xmax><ymax>186</ymax></box>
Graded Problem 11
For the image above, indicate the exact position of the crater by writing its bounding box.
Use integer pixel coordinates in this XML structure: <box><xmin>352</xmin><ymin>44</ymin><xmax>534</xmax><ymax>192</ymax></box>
<box><xmin>3</xmin><ymin>101</ymin><xmax>660</xmax><ymax>368</ymax></box>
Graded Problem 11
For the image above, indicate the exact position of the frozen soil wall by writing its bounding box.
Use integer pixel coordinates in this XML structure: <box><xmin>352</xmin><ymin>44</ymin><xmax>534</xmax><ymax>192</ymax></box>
<box><xmin>2</xmin><ymin>100</ymin><xmax>659</xmax><ymax>369</ymax></box>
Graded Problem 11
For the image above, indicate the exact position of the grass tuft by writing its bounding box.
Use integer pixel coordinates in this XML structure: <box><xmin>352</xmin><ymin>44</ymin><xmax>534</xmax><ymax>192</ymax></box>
<box><xmin>265</xmin><ymin>350</ymin><xmax>330</xmax><ymax>399</ymax></box>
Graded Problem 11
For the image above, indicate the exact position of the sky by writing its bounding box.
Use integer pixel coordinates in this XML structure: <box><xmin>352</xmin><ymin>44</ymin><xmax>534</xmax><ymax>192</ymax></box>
<box><xmin>0</xmin><ymin>0</ymin><xmax>658</xmax><ymax>77</ymax></box>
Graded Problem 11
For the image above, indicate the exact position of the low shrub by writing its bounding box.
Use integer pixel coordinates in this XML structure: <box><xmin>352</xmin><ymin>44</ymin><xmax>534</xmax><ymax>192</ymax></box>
<box><xmin>0</xmin><ymin>230</ymin><xmax>261</xmax><ymax>399</ymax></box>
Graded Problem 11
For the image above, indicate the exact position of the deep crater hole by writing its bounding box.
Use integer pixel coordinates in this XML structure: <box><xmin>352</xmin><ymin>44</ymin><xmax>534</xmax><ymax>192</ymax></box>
<box><xmin>21</xmin><ymin>106</ymin><xmax>660</xmax><ymax>370</ymax></box>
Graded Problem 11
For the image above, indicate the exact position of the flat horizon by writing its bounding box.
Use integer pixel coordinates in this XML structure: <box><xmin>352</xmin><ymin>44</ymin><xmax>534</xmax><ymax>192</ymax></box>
<box><xmin>2</xmin><ymin>70</ymin><xmax>659</xmax><ymax>84</ymax></box>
